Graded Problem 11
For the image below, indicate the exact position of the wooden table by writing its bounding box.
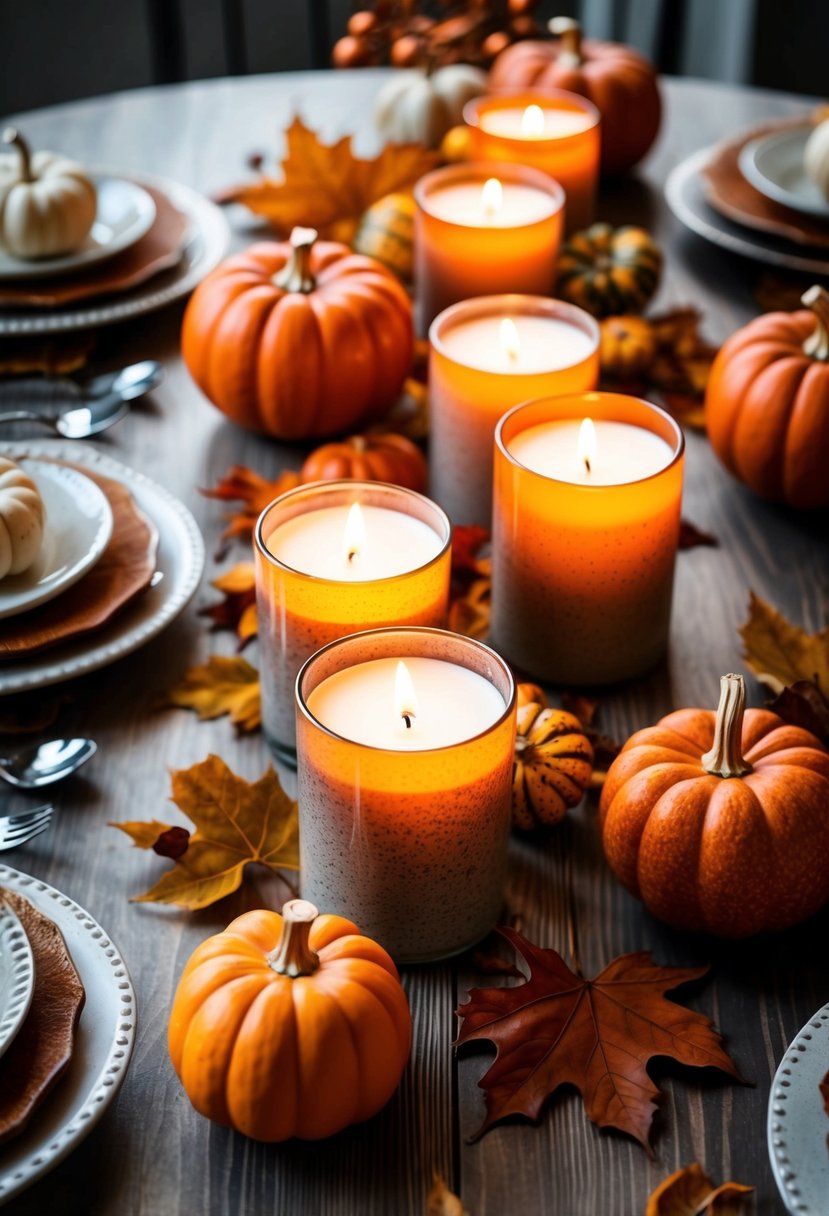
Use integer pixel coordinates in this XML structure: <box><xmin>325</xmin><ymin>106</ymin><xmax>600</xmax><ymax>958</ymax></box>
<box><xmin>4</xmin><ymin>71</ymin><xmax>828</xmax><ymax>1216</ymax></box>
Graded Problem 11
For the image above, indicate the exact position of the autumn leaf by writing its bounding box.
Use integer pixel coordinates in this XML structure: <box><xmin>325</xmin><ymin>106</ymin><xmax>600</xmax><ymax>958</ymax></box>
<box><xmin>452</xmin><ymin>525</ymin><xmax>491</xmax><ymax>581</ymax></box>
<box><xmin>560</xmin><ymin>691</ymin><xmax>621</xmax><ymax>787</ymax></box>
<box><xmin>679</xmin><ymin>520</ymin><xmax>718</xmax><ymax>549</ymax></box>
<box><xmin>200</xmin><ymin>562</ymin><xmax>258</xmax><ymax>646</ymax></box>
<box><xmin>202</xmin><ymin>466</ymin><xmax>302</xmax><ymax>558</ymax></box>
<box><xmin>448</xmin><ymin>578</ymin><xmax>491</xmax><ymax>641</ymax></box>
<box><xmin>426</xmin><ymin>1175</ymin><xmax>469</xmax><ymax>1216</ymax></box>
<box><xmin>457</xmin><ymin>928</ymin><xmax>741</xmax><ymax>1149</ymax></box>
<box><xmin>646</xmin><ymin>1163</ymin><xmax>753</xmax><ymax>1215</ymax></box>
<box><xmin>116</xmin><ymin>819</ymin><xmax>177</xmax><ymax>850</ymax></box>
<box><xmin>111</xmin><ymin>754</ymin><xmax>298</xmax><ymax>909</ymax></box>
<box><xmin>739</xmin><ymin>591</ymin><xmax>829</xmax><ymax>694</ymax></box>
<box><xmin>768</xmin><ymin>680</ymin><xmax>829</xmax><ymax>747</ymax></box>
<box><xmin>165</xmin><ymin>656</ymin><xmax>261</xmax><ymax>733</ymax></box>
<box><xmin>217</xmin><ymin>116</ymin><xmax>438</xmax><ymax>242</ymax></box>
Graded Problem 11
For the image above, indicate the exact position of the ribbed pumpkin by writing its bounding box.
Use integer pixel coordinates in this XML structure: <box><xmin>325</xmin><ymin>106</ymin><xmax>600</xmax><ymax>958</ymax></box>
<box><xmin>181</xmin><ymin>227</ymin><xmax>413</xmax><ymax>440</ymax></box>
<box><xmin>301</xmin><ymin>433</ymin><xmax>427</xmax><ymax>492</ymax></box>
<box><xmin>488</xmin><ymin>17</ymin><xmax>661</xmax><ymax>176</ymax></box>
<box><xmin>705</xmin><ymin>286</ymin><xmax>829</xmax><ymax>509</ymax></box>
<box><xmin>556</xmin><ymin>223</ymin><xmax>662</xmax><ymax>319</ymax></box>
<box><xmin>512</xmin><ymin>683</ymin><xmax>594</xmax><ymax>831</ymax></box>
<box><xmin>352</xmin><ymin>192</ymin><xmax>415</xmax><ymax>282</ymax></box>
<box><xmin>600</xmin><ymin>315</ymin><xmax>657</xmax><ymax>379</ymax></box>
<box><xmin>169</xmin><ymin>899</ymin><xmax>412</xmax><ymax>1141</ymax></box>
<box><xmin>600</xmin><ymin>674</ymin><xmax>829</xmax><ymax>937</ymax></box>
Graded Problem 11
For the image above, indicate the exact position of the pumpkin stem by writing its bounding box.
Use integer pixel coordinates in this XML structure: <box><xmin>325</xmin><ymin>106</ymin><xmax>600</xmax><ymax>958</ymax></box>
<box><xmin>3</xmin><ymin>127</ymin><xmax>32</xmax><ymax>184</ymax></box>
<box><xmin>802</xmin><ymin>285</ymin><xmax>829</xmax><ymax>361</ymax></box>
<box><xmin>273</xmin><ymin>227</ymin><xmax>318</xmax><ymax>294</ymax></box>
<box><xmin>267</xmin><ymin>899</ymin><xmax>320</xmax><ymax>977</ymax></box>
<box><xmin>701</xmin><ymin>674</ymin><xmax>753</xmax><ymax>778</ymax></box>
<box><xmin>548</xmin><ymin>16</ymin><xmax>583</xmax><ymax>67</ymax></box>
<box><xmin>349</xmin><ymin>435</ymin><xmax>368</xmax><ymax>453</ymax></box>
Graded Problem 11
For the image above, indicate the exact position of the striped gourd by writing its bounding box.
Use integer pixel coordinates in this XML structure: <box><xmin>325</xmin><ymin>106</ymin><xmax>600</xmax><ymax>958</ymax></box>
<box><xmin>353</xmin><ymin>192</ymin><xmax>415</xmax><ymax>282</ymax></box>
<box><xmin>512</xmin><ymin>694</ymin><xmax>594</xmax><ymax>832</ymax></box>
<box><xmin>556</xmin><ymin>222</ymin><xmax>662</xmax><ymax>318</ymax></box>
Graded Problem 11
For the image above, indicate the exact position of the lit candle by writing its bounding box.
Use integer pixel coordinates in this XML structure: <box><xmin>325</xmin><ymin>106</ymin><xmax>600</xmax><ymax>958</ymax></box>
<box><xmin>296</xmin><ymin>628</ymin><xmax>517</xmax><ymax>962</ymax></box>
<box><xmin>491</xmin><ymin>392</ymin><xmax>684</xmax><ymax>685</ymax></box>
<box><xmin>429</xmin><ymin>295</ymin><xmax>600</xmax><ymax>527</ymax></box>
<box><xmin>255</xmin><ymin>482</ymin><xmax>451</xmax><ymax>763</ymax></box>
<box><xmin>464</xmin><ymin>90</ymin><xmax>601</xmax><ymax>232</ymax></box>
<box><xmin>414</xmin><ymin>161</ymin><xmax>564</xmax><ymax>334</ymax></box>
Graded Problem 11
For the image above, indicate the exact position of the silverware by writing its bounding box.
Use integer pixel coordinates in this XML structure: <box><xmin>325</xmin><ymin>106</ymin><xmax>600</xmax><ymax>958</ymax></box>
<box><xmin>0</xmin><ymin>360</ymin><xmax>163</xmax><ymax>438</ymax></box>
<box><xmin>0</xmin><ymin>805</ymin><xmax>54</xmax><ymax>851</ymax></box>
<box><xmin>0</xmin><ymin>738</ymin><xmax>96</xmax><ymax>788</ymax></box>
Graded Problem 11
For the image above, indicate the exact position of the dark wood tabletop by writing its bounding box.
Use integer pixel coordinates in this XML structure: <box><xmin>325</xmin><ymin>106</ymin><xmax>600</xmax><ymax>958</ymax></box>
<box><xmin>2</xmin><ymin>70</ymin><xmax>827</xmax><ymax>1216</ymax></box>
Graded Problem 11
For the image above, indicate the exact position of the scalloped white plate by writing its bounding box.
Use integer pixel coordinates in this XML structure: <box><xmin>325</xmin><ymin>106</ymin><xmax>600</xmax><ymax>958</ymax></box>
<box><xmin>740</xmin><ymin>128</ymin><xmax>829</xmax><ymax>221</ymax></box>
<box><xmin>768</xmin><ymin>1001</ymin><xmax>829</xmax><ymax>1215</ymax></box>
<box><xmin>0</xmin><ymin>864</ymin><xmax>136</xmax><ymax>1206</ymax></box>
<box><xmin>0</xmin><ymin>900</ymin><xmax>34</xmax><ymax>1060</ymax></box>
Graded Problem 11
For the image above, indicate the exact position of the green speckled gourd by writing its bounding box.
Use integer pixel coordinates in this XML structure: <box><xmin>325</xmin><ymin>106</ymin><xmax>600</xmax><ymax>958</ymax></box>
<box><xmin>556</xmin><ymin>223</ymin><xmax>662</xmax><ymax>318</ymax></box>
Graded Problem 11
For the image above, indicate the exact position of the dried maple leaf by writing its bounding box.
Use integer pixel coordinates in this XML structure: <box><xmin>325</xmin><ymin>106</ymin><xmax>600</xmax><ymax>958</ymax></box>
<box><xmin>448</xmin><ymin>577</ymin><xmax>491</xmax><ymax>641</ymax></box>
<box><xmin>426</xmin><ymin>1175</ymin><xmax>469</xmax><ymax>1216</ymax></box>
<box><xmin>560</xmin><ymin>691</ymin><xmax>599</xmax><ymax>727</ymax></box>
<box><xmin>768</xmin><ymin>680</ymin><xmax>829</xmax><ymax>746</ymax></box>
<box><xmin>456</xmin><ymin>928</ymin><xmax>741</xmax><ymax>1149</ymax></box>
<box><xmin>164</xmin><ymin>656</ymin><xmax>261</xmax><ymax>733</ymax></box>
<box><xmin>559</xmin><ymin>691</ymin><xmax>620</xmax><ymax>787</ymax></box>
<box><xmin>110</xmin><ymin>754</ymin><xmax>298</xmax><ymax>909</ymax></box>
<box><xmin>217</xmin><ymin>116</ymin><xmax>438</xmax><ymax>242</ymax></box>
<box><xmin>739</xmin><ymin>591</ymin><xmax>829</xmax><ymax>695</ymax></box>
<box><xmin>115</xmin><ymin>818</ymin><xmax>177</xmax><ymax>850</ymax></box>
<box><xmin>452</xmin><ymin>525</ymin><xmax>491</xmax><ymax>581</ymax></box>
<box><xmin>202</xmin><ymin>466</ymin><xmax>302</xmax><ymax>558</ymax></box>
<box><xmin>646</xmin><ymin>1163</ymin><xmax>753</xmax><ymax>1215</ymax></box>
<box><xmin>200</xmin><ymin>562</ymin><xmax>258</xmax><ymax>646</ymax></box>
<box><xmin>679</xmin><ymin>519</ymin><xmax>718</xmax><ymax>549</ymax></box>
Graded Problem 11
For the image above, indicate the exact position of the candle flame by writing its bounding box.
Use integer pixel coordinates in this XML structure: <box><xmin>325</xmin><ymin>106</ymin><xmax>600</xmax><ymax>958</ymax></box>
<box><xmin>343</xmin><ymin>501</ymin><xmax>367</xmax><ymax>564</ymax></box>
<box><xmin>499</xmin><ymin>318</ymin><xmax>520</xmax><ymax>364</ymax></box>
<box><xmin>481</xmin><ymin>177</ymin><xmax>503</xmax><ymax>218</ymax></box>
<box><xmin>394</xmin><ymin>660</ymin><xmax>418</xmax><ymax>729</ymax></box>
<box><xmin>578</xmin><ymin>417</ymin><xmax>597</xmax><ymax>475</ymax></box>
<box><xmin>521</xmin><ymin>104</ymin><xmax>545</xmax><ymax>138</ymax></box>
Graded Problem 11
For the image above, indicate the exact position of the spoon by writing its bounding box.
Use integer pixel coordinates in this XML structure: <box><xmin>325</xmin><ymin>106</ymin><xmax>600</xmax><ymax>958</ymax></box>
<box><xmin>0</xmin><ymin>360</ymin><xmax>163</xmax><ymax>438</ymax></box>
<box><xmin>0</xmin><ymin>738</ymin><xmax>97</xmax><ymax>788</ymax></box>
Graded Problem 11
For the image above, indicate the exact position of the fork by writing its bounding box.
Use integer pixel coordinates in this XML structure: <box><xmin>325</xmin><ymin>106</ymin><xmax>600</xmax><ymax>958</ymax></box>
<box><xmin>0</xmin><ymin>806</ymin><xmax>54</xmax><ymax>851</ymax></box>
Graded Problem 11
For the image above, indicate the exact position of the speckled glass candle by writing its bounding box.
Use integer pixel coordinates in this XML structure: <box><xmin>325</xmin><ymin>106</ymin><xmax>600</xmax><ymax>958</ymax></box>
<box><xmin>491</xmin><ymin>392</ymin><xmax>684</xmax><ymax>684</ymax></box>
<box><xmin>295</xmin><ymin>628</ymin><xmax>517</xmax><ymax>963</ymax></box>
<box><xmin>255</xmin><ymin>482</ymin><xmax>451</xmax><ymax>765</ymax></box>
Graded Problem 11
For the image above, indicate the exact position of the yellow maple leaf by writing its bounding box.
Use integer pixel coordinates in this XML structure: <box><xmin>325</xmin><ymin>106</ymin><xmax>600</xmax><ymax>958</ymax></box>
<box><xmin>111</xmin><ymin>754</ymin><xmax>298</xmax><ymax>910</ymax></box>
<box><xmin>646</xmin><ymin>1162</ymin><xmax>753</xmax><ymax>1215</ymax></box>
<box><xmin>739</xmin><ymin>591</ymin><xmax>829</xmax><ymax>695</ymax></box>
<box><xmin>426</xmin><ymin>1174</ymin><xmax>470</xmax><ymax>1216</ymax></box>
<box><xmin>165</xmin><ymin>655</ymin><xmax>261</xmax><ymax>732</ymax></box>
<box><xmin>218</xmin><ymin>116</ymin><xmax>439</xmax><ymax>240</ymax></box>
<box><xmin>115</xmin><ymin>818</ymin><xmax>176</xmax><ymax>849</ymax></box>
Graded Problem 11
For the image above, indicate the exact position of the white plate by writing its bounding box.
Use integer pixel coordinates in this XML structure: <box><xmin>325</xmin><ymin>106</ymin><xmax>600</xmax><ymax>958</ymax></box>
<box><xmin>0</xmin><ymin>442</ymin><xmax>204</xmax><ymax>694</ymax></box>
<box><xmin>740</xmin><ymin>128</ymin><xmax>829</xmax><ymax>221</ymax></box>
<box><xmin>768</xmin><ymin>1002</ymin><xmax>829</xmax><ymax>1216</ymax></box>
<box><xmin>0</xmin><ymin>461</ymin><xmax>113</xmax><ymax>621</ymax></box>
<box><xmin>0</xmin><ymin>864</ymin><xmax>136</xmax><ymax>1206</ymax></box>
<box><xmin>0</xmin><ymin>900</ymin><xmax>34</xmax><ymax>1060</ymax></box>
<box><xmin>0</xmin><ymin>176</ymin><xmax>157</xmax><ymax>281</ymax></box>
<box><xmin>0</xmin><ymin>174</ymin><xmax>230</xmax><ymax>336</ymax></box>
<box><xmin>666</xmin><ymin>148</ymin><xmax>829</xmax><ymax>275</ymax></box>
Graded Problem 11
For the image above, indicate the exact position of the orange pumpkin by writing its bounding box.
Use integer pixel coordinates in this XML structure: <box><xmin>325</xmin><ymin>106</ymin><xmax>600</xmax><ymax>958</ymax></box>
<box><xmin>705</xmin><ymin>286</ymin><xmax>829</xmax><ymax>509</ymax></box>
<box><xmin>488</xmin><ymin>17</ymin><xmax>661</xmax><ymax>176</ymax></box>
<box><xmin>181</xmin><ymin>227</ymin><xmax>414</xmax><ymax>440</ymax></box>
<box><xmin>600</xmin><ymin>674</ymin><xmax>829</xmax><ymax>937</ymax></box>
<box><xmin>168</xmin><ymin>899</ymin><xmax>412</xmax><ymax>1141</ymax></box>
<box><xmin>301</xmin><ymin>433</ymin><xmax>427</xmax><ymax>492</ymax></box>
<box><xmin>512</xmin><ymin>683</ymin><xmax>594</xmax><ymax>831</ymax></box>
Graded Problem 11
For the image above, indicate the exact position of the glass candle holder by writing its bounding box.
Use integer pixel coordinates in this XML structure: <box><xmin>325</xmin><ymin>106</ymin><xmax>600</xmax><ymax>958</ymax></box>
<box><xmin>413</xmin><ymin>160</ymin><xmax>564</xmax><ymax>335</ymax></box>
<box><xmin>429</xmin><ymin>294</ymin><xmax>600</xmax><ymax>528</ymax></box>
<box><xmin>464</xmin><ymin>90</ymin><xmax>601</xmax><ymax>233</ymax></box>
<box><xmin>491</xmin><ymin>392</ymin><xmax>684</xmax><ymax>685</ymax></box>
<box><xmin>255</xmin><ymin>481</ymin><xmax>451</xmax><ymax>764</ymax></box>
<box><xmin>296</xmin><ymin>627</ymin><xmax>517</xmax><ymax>963</ymax></box>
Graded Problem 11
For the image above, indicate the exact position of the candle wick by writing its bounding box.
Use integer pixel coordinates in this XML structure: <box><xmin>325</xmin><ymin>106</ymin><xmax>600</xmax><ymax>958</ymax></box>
<box><xmin>402</xmin><ymin>712</ymin><xmax>414</xmax><ymax>729</ymax></box>
<box><xmin>347</xmin><ymin>548</ymin><xmax>358</xmax><ymax>563</ymax></box>
<box><xmin>583</xmin><ymin>457</ymin><xmax>591</xmax><ymax>475</ymax></box>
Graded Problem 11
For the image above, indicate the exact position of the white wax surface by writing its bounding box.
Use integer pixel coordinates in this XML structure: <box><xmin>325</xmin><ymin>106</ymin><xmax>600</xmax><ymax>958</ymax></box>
<box><xmin>440</xmin><ymin>314</ymin><xmax>595</xmax><ymax>375</ymax></box>
<box><xmin>508</xmin><ymin>420</ymin><xmax>673</xmax><ymax>485</ymax></box>
<box><xmin>424</xmin><ymin>182</ymin><xmax>555</xmax><ymax>228</ymax></box>
<box><xmin>306</xmin><ymin>656</ymin><xmax>506</xmax><ymax>750</ymax></box>
<box><xmin>480</xmin><ymin>107</ymin><xmax>594</xmax><ymax>140</ymax></box>
<box><xmin>266</xmin><ymin>504</ymin><xmax>442</xmax><ymax>580</ymax></box>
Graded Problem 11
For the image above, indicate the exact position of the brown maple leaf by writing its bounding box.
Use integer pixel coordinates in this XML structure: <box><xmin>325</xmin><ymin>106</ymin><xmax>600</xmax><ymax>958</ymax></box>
<box><xmin>201</xmin><ymin>466</ymin><xmax>302</xmax><ymax>558</ymax></box>
<box><xmin>646</xmin><ymin>1163</ymin><xmax>753</xmax><ymax>1215</ymax></box>
<box><xmin>110</xmin><ymin>754</ymin><xmax>298</xmax><ymax>909</ymax></box>
<box><xmin>739</xmin><ymin>591</ymin><xmax>829</xmax><ymax>694</ymax></box>
<box><xmin>451</xmin><ymin>525</ymin><xmax>491</xmax><ymax>581</ymax></box>
<box><xmin>679</xmin><ymin>519</ymin><xmax>718</xmax><ymax>549</ymax></box>
<box><xmin>164</xmin><ymin>656</ymin><xmax>261</xmax><ymax>733</ymax></box>
<box><xmin>768</xmin><ymin>680</ymin><xmax>829</xmax><ymax>747</ymax></box>
<box><xmin>199</xmin><ymin>562</ymin><xmax>258</xmax><ymax>646</ymax></box>
<box><xmin>456</xmin><ymin>928</ymin><xmax>741</xmax><ymax>1150</ymax></box>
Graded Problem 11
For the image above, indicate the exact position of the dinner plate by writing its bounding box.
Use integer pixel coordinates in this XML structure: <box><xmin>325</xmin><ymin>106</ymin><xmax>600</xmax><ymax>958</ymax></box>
<box><xmin>0</xmin><ymin>176</ymin><xmax>157</xmax><ymax>281</ymax></box>
<box><xmin>768</xmin><ymin>1001</ymin><xmax>829</xmax><ymax>1215</ymax></box>
<box><xmin>740</xmin><ymin>128</ymin><xmax>829</xmax><ymax>221</ymax></box>
<box><xmin>665</xmin><ymin>147</ymin><xmax>829</xmax><ymax>275</ymax></box>
<box><xmin>0</xmin><ymin>901</ymin><xmax>34</xmax><ymax>1061</ymax></box>
<box><xmin>0</xmin><ymin>865</ymin><xmax>136</xmax><ymax>1206</ymax></box>
<box><xmin>0</xmin><ymin>175</ymin><xmax>230</xmax><ymax>336</ymax></box>
<box><xmin>0</xmin><ymin>461</ymin><xmax>113</xmax><ymax>621</ymax></box>
<box><xmin>0</xmin><ymin>442</ymin><xmax>204</xmax><ymax>694</ymax></box>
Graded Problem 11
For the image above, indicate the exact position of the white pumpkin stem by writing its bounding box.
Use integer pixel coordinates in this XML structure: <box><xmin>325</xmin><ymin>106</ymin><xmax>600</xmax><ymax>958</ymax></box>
<box><xmin>267</xmin><ymin>899</ymin><xmax>320</xmax><ymax>976</ymax></box>
<box><xmin>802</xmin><ymin>285</ymin><xmax>829</xmax><ymax>362</ymax></box>
<box><xmin>701</xmin><ymin>674</ymin><xmax>753</xmax><ymax>778</ymax></box>
<box><xmin>3</xmin><ymin>127</ymin><xmax>33</xmax><ymax>183</ymax></box>
<box><xmin>548</xmin><ymin>16</ymin><xmax>584</xmax><ymax>66</ymax></box>
<box><xmin>273</xmin><ymin>227</ymin><xmax>318</xmax><ymax>294</ymax></box>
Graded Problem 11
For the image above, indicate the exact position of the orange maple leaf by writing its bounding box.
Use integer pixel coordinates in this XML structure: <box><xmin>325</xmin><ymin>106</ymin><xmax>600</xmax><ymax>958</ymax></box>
<box><xmin>199</xmin><ymin>562</ymin><xmax>258</xmax><ymax>647</ymax></box>
<box><xmin>646</xmin><ymin>1163</ymin><xmax>753</xmax><ymax>1214</ymax></box>
<box><xmin>201</xmin><ymin>466</ymin><xmax>302</xmax><ymax>558</ymax></box>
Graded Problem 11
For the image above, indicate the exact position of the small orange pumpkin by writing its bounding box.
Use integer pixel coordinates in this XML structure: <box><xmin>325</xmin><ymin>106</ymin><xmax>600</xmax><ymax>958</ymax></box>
<box><xmin>705</xmin><ymin>286</ymin><xmax>829</xmax><ymax>509</ymax></box>
<box><xmin>600</xmin><ymin>315</ymin><xmax>657</xmax><ymax>380</ymax></box>
<box><xmin>512</xmin><ymin>683</ymin><xmax>594</xmax><ymax>831</ymax></box>
<box><xmin>182</xmin><ymin>227</ymin><xmax>413</xmax><ymax>441</ymax></box>
<box><xmin>600</xmin><ymin>674</ymin><xmax>829</xmax><ymax>937</ymax></box>
<box><xmin>168</xmin><ymin>899</ymin><xmax>412</xmax><ymax>1141</ymax></box>
<box><xmin>301</xmin><ymin>433</ymin><xmax>427</xmax><ymax>492</ymax></box>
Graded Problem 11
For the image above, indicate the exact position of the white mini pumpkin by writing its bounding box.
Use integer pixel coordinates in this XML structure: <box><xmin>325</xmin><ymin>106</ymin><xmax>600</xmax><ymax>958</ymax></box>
<box><xmin>805</xmin><ymin>119</ymin><xmax>829</xmax><ymax>202</ymax></box>
<box><xmin>0</xmin><ymin>457</ymin><xmax>45</xmax><ymax>579</ymax></box>
<box><xmin>0</xmin><ymin>128</ymin><xmax>97</xmax><ymax>259</ymax></box>
<box><xmin>373</xmin><ymin>64</ymin><xmax>487</xmax><ymax>150</ymax></box>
